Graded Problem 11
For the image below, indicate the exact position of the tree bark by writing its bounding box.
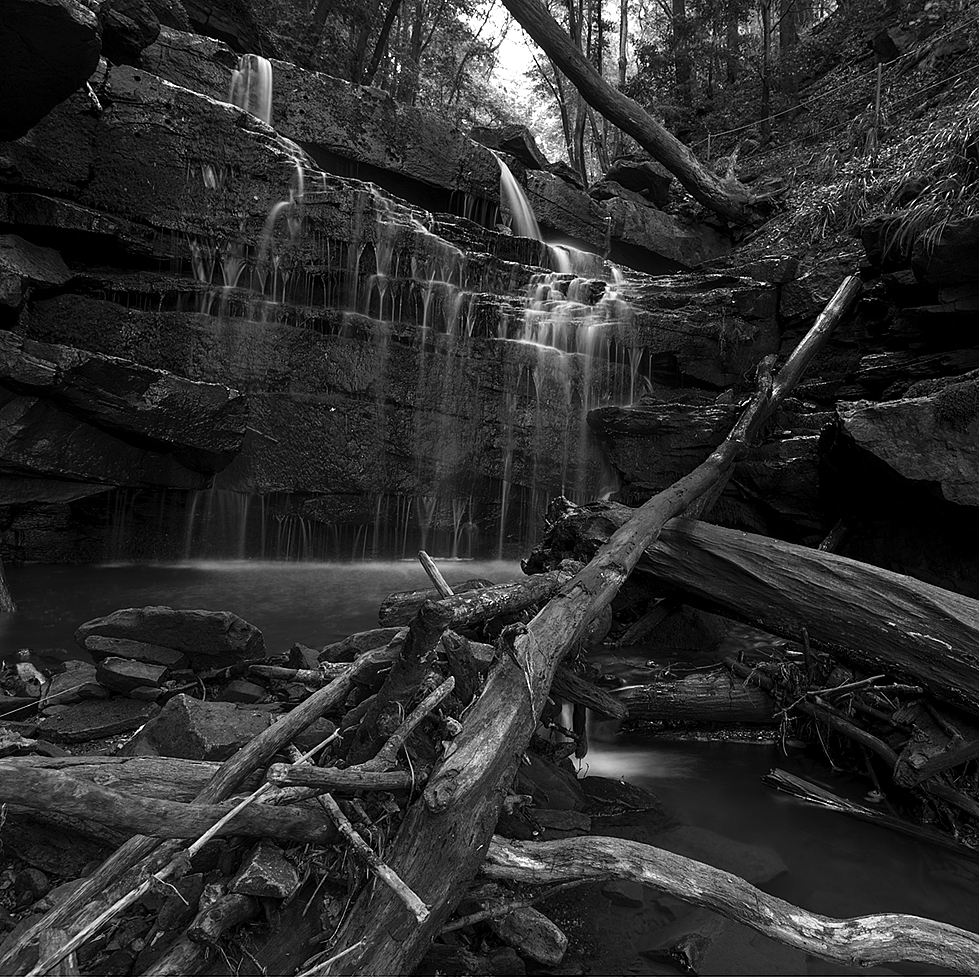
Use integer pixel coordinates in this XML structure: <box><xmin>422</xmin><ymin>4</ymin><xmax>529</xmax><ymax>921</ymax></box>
<box><xmin>0</xmin><ymin>764</ymin><xmax>338</xmax><ymax>844</ymax></box>
<box><xmin>617</xmin><ymin>668</ymin><xmax>775</xmax><ymax>723</ymax></box>
<box><xmin>499</xmin><ymin>0</ymin><xmax>756</xmax><ymax>222</ymax></box>
<box><xmin>0</xmin><ymin>555</ymin><xmax>15</xmax><ymax>612</ymax></box>
<box><xmin>311</xmin><ymin>276</ymin><xmax>861</xmax><ymax>976</ymax></box>
<box><xmin>483</xmin><ymin>836</ymin><xmax>979</xmax><ymax>973</ymax></box>
<box><xmin>0</xmin><ymin>646</ymin><xmax>396</xmax><ymax>975</ymax></box>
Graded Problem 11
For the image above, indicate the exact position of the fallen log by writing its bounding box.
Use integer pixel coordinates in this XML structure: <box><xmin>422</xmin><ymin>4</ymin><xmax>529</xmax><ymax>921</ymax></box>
<box><xmin>552</xmin><ymin>666</ymin><xmax>627</xmax><ymax>720</ymax></box>
<box><xmin>311</xmin><ymin>276</ymin><xmax>863</xmax><ymax>976</ymax></box>
<box><xmin>727</xmin><ymin>657</ymin><xmax>979</xmax><ymax>821</ymax></box>
<box><xmin>0</xmin><ymin>763</ymin><xmax>338</xmax><ymax>844</ymax></box>
<box><xmin>265</xmin><ymin>764</ymin><xmax>414</xmax><ymax>793</ymax></box>
<box><xmin>0</xmin><ymin>644</ymin><xmax>398</xmax><ymax>975</ymax></box>
<box><xmin>762</xmin><ymin>769</ymin><xmax>979</xmax><ymax>856</ymax></box>
<box><xmin>537</xmin><ymin>505</ymin><xmax>979</xmax><ymax>718</ymax></box>
<box><xmin>378</xmin><ymin>569</ymin><xmax>576</xmax><ymax>628</ymax></box>
<box><xmin>617</xmin><ymin>668</ymin><xmax>776</xmax><ymax>723</ymax></box>
<box><xmin>0</xmin><ymin>755</ymin><xmax>261</xmax><ymax>802</ymax></box>
<box><xmin>483</xmin><ymin>835</ymin><xmax>979</xmax><ymax>973</ymax></box>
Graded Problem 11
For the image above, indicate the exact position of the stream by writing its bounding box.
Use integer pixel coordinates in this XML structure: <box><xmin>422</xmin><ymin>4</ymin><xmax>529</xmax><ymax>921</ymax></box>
<box><xmin>3</xmin><ymin>559</ymin><xmax>978</xmax><ymax>975</ymax></box>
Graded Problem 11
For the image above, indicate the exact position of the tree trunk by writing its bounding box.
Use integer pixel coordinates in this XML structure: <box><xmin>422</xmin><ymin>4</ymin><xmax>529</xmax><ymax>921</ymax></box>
<box><xmin>617</xmin><ymin>668</ymin><xmax>775</xmax><ymax>722</ymax></box>
<box><xmin>779</xmin><ymin>0</ymin><xmax>799</xmax><ymax>102</ymax></box>
<box><xmin>0</xmin><ymin>764</ymin><xmax>337</xmax><ymax>843</ymax></box>
<box><xmin>545</xmin><ymin>508</ymin><xmax>979</xmax><ymax>718</ymax></box>
<box><xmin>0</xmin><ymin>555</ymin><xmax>15</xmax><ymax>612</ymax></box>
<box><xmin>363</xmin><ymin>0</ymin><xmax>406</xmax><ymax>84</ymax></box>
<box><xmin>672</xmin><ymin>0</ymin><xmax>692</xmax><ymax>105</ymax></box>
<box><xmin>484</xmin><ymin>837</ymin><xmax>979</xmax><ymax>973</ymax></box>
<box><xmin>499</xmin><ymin>0</ymin><xmax>755</xmax><ymax>223</ymax></box>
<box><xmin>760</xmin><ymin>0</ymin><xmax>773</xmax><ymax>135</ymax></box>
<box><xmin>311</xmin><ymin>276</ymin><xmax>860</xmax><ymax>976</ymax></box>
<box><xmin>726</xmin><ymin>0</ymin><xmax>740</xmax><ymax>84</ymax></box>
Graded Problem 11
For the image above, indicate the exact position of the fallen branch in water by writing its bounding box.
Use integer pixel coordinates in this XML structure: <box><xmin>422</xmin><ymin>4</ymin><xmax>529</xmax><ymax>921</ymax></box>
<box><xmin>483</xmin><ymin>835</ymin><xmax>979</xmax><ymax>973</ymax></box>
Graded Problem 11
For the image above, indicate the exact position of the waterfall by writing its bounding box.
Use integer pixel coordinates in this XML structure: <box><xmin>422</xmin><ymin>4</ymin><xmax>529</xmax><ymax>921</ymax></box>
<box><xmin>103</xmin><ymin>61</ymin><xmax>646</xmax><ymax>562</ymax></box>
<box><xmin>229</xmin><ymin>55</ymin><xmax>274</xmax><ymax>126</ymax></box>
<box><xmin>494</xmin><ymin>154</ymin><xmax>542</xmax><ymax>241</ymax></box>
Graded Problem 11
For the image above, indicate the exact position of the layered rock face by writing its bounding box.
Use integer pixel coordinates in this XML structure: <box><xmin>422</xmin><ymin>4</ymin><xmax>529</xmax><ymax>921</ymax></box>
<box><xmin>0</xmin><ymin>40</ymin><xmax>740</xmax><ymax>561</ymax></box>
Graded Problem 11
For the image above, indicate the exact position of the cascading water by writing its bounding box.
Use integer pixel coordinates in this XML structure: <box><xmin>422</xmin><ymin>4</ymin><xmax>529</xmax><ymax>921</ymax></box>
<box><xmin>107</xmin><ymin>61</ymin><xmax>649</xmax><ymax>562</ymax></box>
<box><xmin>229</xmin><ymin>54</ymin><xmax>273</xmax><ymax>126</ymax></box>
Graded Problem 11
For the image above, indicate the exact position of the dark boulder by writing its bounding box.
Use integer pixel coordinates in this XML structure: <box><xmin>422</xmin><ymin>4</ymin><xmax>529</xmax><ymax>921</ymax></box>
<box><xmin>912</xmin><ymin>215</ymin><xmax>979</xmax><ymax>284</ymax></box>
<box><xmin>604</xmin><ymin>160</ymin><xmax>672</xmax><ymax>208</ymax></box>
<box><xmin>0</xmin><ymin>390</ymin><xmax>210</xmax><ymax>490</ymax></box>
<box><xmin>0</xmin><ymin>236</ymin><xmax>72</xmax><ymax>311</ymax></box>
<box><xmin>470</xmin><ymin>125</ymin><xmax>550</xmax><ymax>171</ymax></box>
<box><xmin>180</xmin><ymin>0</ymin><xmax>277</xmax><ymax>55</ymax></box>
<box><xmin>75</xmin><ymin>606</ymin><xmax>266</xmax><ymax>667</ymax></box>
<box><xmin>0</xmin><ymin>0</ymin><xmax>102</xmax><ymax>142</ymax></box>
<box><xmin>98</xmin><ymin>0</ymin><xmax>161</xmax><ymax>65</ymax></box>
<box><xmin>0</xmin><ymin>328</ymin><xmax>247</xmax><ymax>474</ymax></box>
<box><xmin>121</xmin><ymin>693</ymin><xmax>271</xmax><ymax>760</ymax></box>
<box><xmin>838</xmin><ymin>374</ymin><xmax>979</xmax><ymax>506</ymax></box>
<box><xmin>37</xmin><ymin>697</ymin><xmax>160</xmax><ymax>742</ymax></box>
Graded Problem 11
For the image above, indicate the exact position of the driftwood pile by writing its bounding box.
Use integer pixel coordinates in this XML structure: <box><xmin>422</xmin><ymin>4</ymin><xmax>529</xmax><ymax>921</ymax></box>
<box><xmin>3</xmin><ymin>274</ymin><xmax>979</xmax><ymax>975</ymax></box>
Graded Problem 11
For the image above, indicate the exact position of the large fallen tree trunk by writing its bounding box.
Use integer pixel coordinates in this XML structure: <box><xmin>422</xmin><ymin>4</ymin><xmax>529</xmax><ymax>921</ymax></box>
<box><xmin>313</xmin><ymin>278</ymin><xmax>863</xmax><ymax>976</ymax></box>
<box><xmin>483</xmin><ymin>836</ymin><xmax>979</xmax><ymax>973</ymax></box>
<box><xmin>498</xmin><ymin>0</ymin><xmax>755</xmax><ymax>223</ymax></box>
<box><xmin>0</xmin><ymin>755</ymin><xmax>261</xmax><ymax>802</ymax></box>
<box><xmin>617</xmin><ymin>668</ymin><xmax>775</xmax><ymax>723</ymax></box>
<box><xmin>0</xmin><ymin>764</ymin><xmax>337</xmax><ymax>844</ymax></box>
<box><xmin>545</xmin><ymin>508</ymin><xmax>979</xmax><ymax>717</ymax></box>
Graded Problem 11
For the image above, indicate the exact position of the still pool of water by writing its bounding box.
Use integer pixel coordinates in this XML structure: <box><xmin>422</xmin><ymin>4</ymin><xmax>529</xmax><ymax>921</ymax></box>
<box><xmin>2</xmin><ymin>560</ymin><xmax>978</xmax><ymax>974</ymax></box>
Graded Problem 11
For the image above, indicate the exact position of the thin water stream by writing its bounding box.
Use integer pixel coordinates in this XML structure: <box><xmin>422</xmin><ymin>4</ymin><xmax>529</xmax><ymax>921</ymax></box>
<box><xmin>2</xmin><ymin>562</ymin><xmax>978</xmax><ymax>975</ymax></box>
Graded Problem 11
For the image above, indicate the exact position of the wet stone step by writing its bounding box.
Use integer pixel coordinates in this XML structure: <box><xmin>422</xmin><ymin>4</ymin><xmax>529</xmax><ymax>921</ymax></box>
<box><xmin>37</xmin><ymin>698</ymin><xmax>161</xmax><ymax>743</ymax></box>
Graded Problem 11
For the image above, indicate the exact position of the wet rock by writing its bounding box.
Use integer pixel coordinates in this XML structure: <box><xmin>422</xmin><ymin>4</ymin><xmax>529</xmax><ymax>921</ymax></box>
<box><xmin>13</xmin><ymin>867</ymin><xmax>50</xmax><ymax>907</ymax></box>
<box><xmin>618</xmin><ymin>274</ymin><xmax>779</xmax><ymax>390</ymax></box>
<box><xmin>80</xmin><ymin>635</ymin><xmax>188</xmax><ymax>668</ymax></box>
<box><xmin>75</xmin><ymin>606</ymin><xmax>265</xmax><ymax>668</ymax></box>
<box><xmin>913</xmin><ymin>215</ymin><xmax>979</xmax><ymax>284</ymax></box>
<box><xmin>515</xmin><ymin>753</ymin><xmax>587</xmax><ymax>811</ymax></box>
<box><xmin>488</xmin><ymin>906</ymin><xmax>568</xmax><ymax>966</ymax></box>
<box><xmin>605</xmin><ymin>199</ymin><xmax>731</xmax><ymax>268</ymax></box>
<box><xmin>530</xmin><ymin>808</ymin><xmax>591</xmax><ymax>834</ymax></box>
<box><xmin>217</xmin><ymin>679</ymin><xmax>266</xmax><ymax>703</ymax></box>
<box><xmin>419</xmin><ymin>943</ymin><xmax>492</xmax><ymax>976</ymax></box>
<box><xmin>0</xmin><ymin>329</ymin><xmax>247</xmax><ymax>474</ymax></box>
<box><xmin>99</xmin><ymin>0</ymin><xmax>161</xmax><ymax>65</ymax></box>
<box><xmin>590</xmin><ymin>397</ymin><xmax>831</xmax><ymax>537</ymax></box>
<box><xmin>839</xmin><ymin>376</ymin><xmax>979</xmax><ymax>506</ymax></box>
<box><xmin>601</xmin><ymin>879</ymin><xmax>645</xmax><ymax>908</ymax></box>
<box><xmin>649</xmin><ymin>825</ymin><xmax>788</xmax><ymax>885</ymax></box>
<box><xmin>589</xmin><ymin>179</ymin><xmax>653</xmax><ymax>208</ymax></box>
<box><xmin>488</xmin><ymin>945</ymin><xmax>526</xmax><ymax>975</ymax></box>
<box><xmin>603</xmin><ymin>160</ymin><xmax>672</xmax><ymax>207</ymax></box>
<box><xmin>129</xmin><ymin>684</ymin><xmax>166</xmax><ymax>701</ymax></box>
<box><xmin>180</xmin><ymin>0</ymin><xmax>278</xmax><ymax>56</ymax></box>
<box><xmin>230</xmin><ymin>842</ymin><xmax>299</xmax><ymax>898</ymax></box>
<box><xmin>96</xmin><ymin>657</ymin><xmax>169</xmax><ymax>694</ymax></box>
<box><xmin>0</xmin><ymin>392</ymin><xmax>211</xmax><ymax>491</ymax></box>
<box><xmin>140</xmin><ymin>27</ymin><xmax>231</xmax><ymax>99</ymax></box>
<box><xmin>0</xmin><ymin>236</ymin><xmax>71</xmax><ymax>310</ymax></box>
<box><xmin>289</xmin><ymin>643</ymin><xmax>321</xmax><ymax>670</ymax></box>
<box><xmin>0</xmin><ymin>0</ymin><xmax>102</xmax><ymax>142</ymax></box>
<box><xmin>471</xmin><ymin>125</ymin><xmax>550</xmax><ymax>171</ymax></box>
<box><xmin>525</xmin><ymin>170</ymin><xmax>609</xmax><ymax>250</ymax></box>
<box><xmin>580</xmin><ymin>776</ymin><xmax>669</xmax><ymax>816</ymax></box>
<box><xmin>37</xmin><ymin>697</ymin><xmax>160</xmax><ymax>743</ymax></box>
<box><xmin>43</xmin><ymin>660</ymin><xmax>109</xmax><ymax>705</ymax></box>
<box><xmin>642</xmin><ymin>910</ymin><xmax>811</xmax><ymax>976</ymax></box>
<box><xmin>121</xmin><ymin>693</ymin><xmax>270</xmax><ymax>760</ymax></box>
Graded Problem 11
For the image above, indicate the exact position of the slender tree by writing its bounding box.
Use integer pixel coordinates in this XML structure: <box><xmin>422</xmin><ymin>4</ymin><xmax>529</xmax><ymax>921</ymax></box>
<box><xmin>499</xmin><ymin>0</ymin><xmax>755</xmax><ymax>221</ymax></box>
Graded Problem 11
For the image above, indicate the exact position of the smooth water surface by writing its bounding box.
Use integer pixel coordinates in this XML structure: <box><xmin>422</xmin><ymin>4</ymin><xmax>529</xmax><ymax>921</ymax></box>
<box><xmin>0</xmin><ymin>559</ymin><xmax>521</xmax><ymax>668</ymax></box>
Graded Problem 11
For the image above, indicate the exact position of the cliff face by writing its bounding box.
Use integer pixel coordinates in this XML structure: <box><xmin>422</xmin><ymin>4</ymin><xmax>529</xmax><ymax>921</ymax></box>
<box><xmin>0</xmin><ymin>28</ymin><xmax>749</xmax><ymax>561</ymax></box>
